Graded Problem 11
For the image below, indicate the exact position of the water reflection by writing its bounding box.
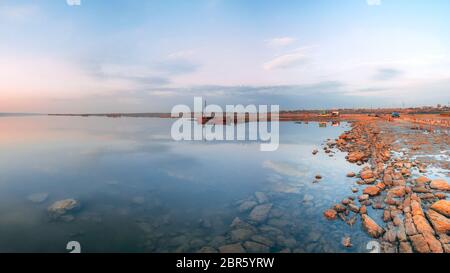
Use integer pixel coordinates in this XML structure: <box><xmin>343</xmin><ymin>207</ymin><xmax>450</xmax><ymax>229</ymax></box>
<box><xmin>0</xmin><ymin>116</ymin><xmax>372</xmax><ymax>253</ymax></box>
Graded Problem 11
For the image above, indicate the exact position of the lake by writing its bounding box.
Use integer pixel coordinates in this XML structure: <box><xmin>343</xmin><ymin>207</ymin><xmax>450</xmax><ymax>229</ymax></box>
<box><xmin>0</xmin><ymin>115</ymin><xmax>374</xmax><ymax>253</ymax></box>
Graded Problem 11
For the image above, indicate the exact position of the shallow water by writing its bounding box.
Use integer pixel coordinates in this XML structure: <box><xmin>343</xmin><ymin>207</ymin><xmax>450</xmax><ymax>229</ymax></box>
<box><xmin>0</xmin><ymin>116</ymin><xmax>374</xmax><ymax>253</ymax></box>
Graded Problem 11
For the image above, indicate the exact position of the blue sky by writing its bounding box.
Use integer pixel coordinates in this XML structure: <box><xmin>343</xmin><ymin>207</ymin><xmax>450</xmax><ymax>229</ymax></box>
<box><xmin>1</xmin><ymin>0</ymin><xmax>449</xmax><ymax>112</ymax></box>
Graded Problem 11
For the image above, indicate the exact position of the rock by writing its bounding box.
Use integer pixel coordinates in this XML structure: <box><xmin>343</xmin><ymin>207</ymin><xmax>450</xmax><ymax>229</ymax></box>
<box><xmin>342</xmin><ymin>236</ymin><xmax>352</xmax><ymax>248</ymax></box>
<box><xmin>27</xmin><ymin>193</ymin><xmax>49</xmax><ymax>203</ymax></box>
<box><xmin>219</xmin><ymin>243</ymin><xmax>246</xmax><ymax>253</ymax></box>
<box><xmin>422</xmin><ymin>231</ymin><xmax>444</xmax><ymax>253</ymax></box>
<box><xmin>358</xmin><ymin>194</ymin><xmax>369</xmax><ymax>202</ymax></box>
<box><xmin>333</xmin><ymin>204</ymin><xmax>346</xmax><ymax>213</ymax></box>
<box><xmin>48</xmin><ymin>199</ymin><xmax>80</xmax><ymax>218</ymax></box>
<box><xmin>383</xmin><ymin>210</ymin><xmax>391</xmax><ymax>222</ymax></box>
<box><xmin>413</xmin><ymin>215</ymin><xmax>435</xmax><ymax>235</ymax></box>
<box><xmin>238</xmin><ymin>201</ymin><xmax>258</xmax><ymax>212</ymax></box>
<box><xmin>388</xmin><ymin>186</ymin><xmax>406</xmax><ymax>197</ymax></box>
<box><xmin>243</xmin><ymin>241</ymin><xmax>270</xmax><ymax>253</ymax></box>
<box><xmin>360</xmin><ymin>205</ymin><xmax>367</xmax><ymax>214</ymax></box>
<box><xmin>348</xmin><ymin>204</ymin><xmax>359</xmax><ymax>213</ymax></box>
<box><xmin>351</xmin><ymin>188</ymin><xmax>358</xmax><ymax>193</ymax></box>
<box><xmin>312</xmin><ymin>149</ymin><xmax>318</xmax><ymax>155</ymax></box>
<box><xmin>251</xmin><ymin>235</ymin><xmax>274</xmax><ymax>247</ymax></box>
<box><xmin>360</xmin><ymin>170</ymin><xmax>375</xmax><ymax>180</ymax></box>
<box><xmin>363</xmin><ymin>186</ymin><xmax>381</xmax><ymax>196</ymax></box>
<box><xmin>430</xmin><ymin>200</ymin><xmax>450</xmax><ymax>217</ymax></box>
<box><xmin>411</xmin><ymin>200</ymin><xmax>424</xmax><ymax>216</ymax></box>
<box><xmin>399</xmin><ymin>242</ymin><xmax>413</xmax><ymax>253</ymax></box>
<box><xmin>315</xmin><ymin>175</ymin><xmax>322</xmax><ymax>180</ymax></box>
<box><xmin>254</xmin><ymin>192</ymin><xmax>269</xmax><ymax>204</ymax></box>
<box><xmin>426</xmin><ymin>209</ymin><xmax>450</xmax><ymax>235</ymax></box>
<box><xmin>430</xmin><ymin>179</ymin><xmax>450</xmax><ymax>191</ymax></box>
<box><xmin>415</xmin><ymin>176</ymin><xmax>431</xmax><ymax>185</ymax></box>
<box><xmin>197</xmin><ymin>246</ymin><xmax>218</xmax><ymax>253</ymax></box>
<box><xmin>348</xmin><ymin>151</ymin><xmax>365</xmax><ymax>163</ymax></box>
<box><xmin>249</xmin><ymin>204</ymin><xmax>272</xmax><ymax>223</ymax></box>
<box><xmin>347</xmin><ymin>172</ymin><xmax>356</xmax><ymax>178</ymax></box>
<box><xmin>231</xmin><ymin>228</ymin><xmax>254</xmax><ymax>242</ymax></box>
<box><xmin>410</xmin><ymin>234</ymin><xmax>430</xmax><ymax>253</ymax></box>
<box><xmin>323</xmin><ymin>209</ymin><xmax>337</xmax><ymax>220</ymax></box>
<box><xmin>361</xmin><ymin>214</ymin><xmax>384</xmax><ymax>238</ymax></box>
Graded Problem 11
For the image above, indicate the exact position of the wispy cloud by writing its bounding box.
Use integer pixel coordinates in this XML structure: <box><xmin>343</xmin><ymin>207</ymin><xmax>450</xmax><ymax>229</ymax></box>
<box><xmin>266</xmin><ymin>37</ymin><xmax>296</xmax><ymax>47</ymax></box>
<box><xmin>373</xmin><ymin>68</ymin><xmax>403</xmax><ymax>81</ymax></box>
<box><xmin>263</xmin><ymin>47</ymin><xmax>310</xmax><ymax>70</ymax></box>
<box><xmin>366</xmin><ymin>0</ymin><xmax>381</xmax><ymax>6</ymax></box>
<box><xmin>0</xmin><ymin>4</ymin><xmax>39</xmax><ymax>22</ymax></box>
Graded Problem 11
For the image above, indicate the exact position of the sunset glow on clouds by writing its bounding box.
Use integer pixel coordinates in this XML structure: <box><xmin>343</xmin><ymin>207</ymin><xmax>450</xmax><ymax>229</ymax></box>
<box><xmin>0</xmin><ymin>0</ymin><xmax>449</xmax><ymax>113</ymax></box>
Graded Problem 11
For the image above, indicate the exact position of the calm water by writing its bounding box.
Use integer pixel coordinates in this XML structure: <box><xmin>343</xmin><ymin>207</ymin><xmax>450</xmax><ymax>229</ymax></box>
<box><xmin>0</xmin><ymin>116</ymin><xmax>374</xmax><ymax>253</ymax></box>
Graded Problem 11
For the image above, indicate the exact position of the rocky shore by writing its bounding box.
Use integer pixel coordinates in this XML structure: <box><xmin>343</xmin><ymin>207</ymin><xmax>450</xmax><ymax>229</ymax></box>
<box><xmin>323</xmin><ymin>118</ymin><xmax>449</xmax><ymax>253</ymax></box>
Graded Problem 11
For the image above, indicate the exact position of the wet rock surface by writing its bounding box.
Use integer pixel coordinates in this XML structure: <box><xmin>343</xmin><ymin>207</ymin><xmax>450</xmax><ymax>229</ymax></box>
<box><xmin>322</xmin><ymin>118</ymin><xmax>449</xmax><ymax>253</ymax></box>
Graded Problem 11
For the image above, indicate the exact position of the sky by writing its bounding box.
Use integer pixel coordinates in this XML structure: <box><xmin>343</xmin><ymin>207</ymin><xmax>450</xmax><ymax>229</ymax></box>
<box><xmin>0</xmin><ymin>0</ymin><xmax>449</xmax><ymax>113</ymax></box>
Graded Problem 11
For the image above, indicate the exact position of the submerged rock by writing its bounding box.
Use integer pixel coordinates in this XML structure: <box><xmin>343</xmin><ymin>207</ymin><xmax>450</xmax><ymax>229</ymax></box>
<box><xmin>48</xmin><ymin>199</ymin><xmax>80</xmax><ymax>219</ymax></box>
<box><xmin>243</xmin><ymin>241</ymin><xmax>270</xmax><ymax>253</ymax></box>
<box><xmin>238</xmin><ymin>201</ymin><xmax>258</xmax><ymax>212</ymax></box>
<box><xmin>342</xmin><ymin>236</ymin><xmax>352</xmax><ymax>248</ymax></box>
<box><xmin>249</xmin><ymin>204</ymin><xmax>272</xmax><ymax>223</ymax></box>
<box><xmin>254</xmin><ymin>192</ymin><xmax>269</xmax><ymax>204</ymax></box>
<box><xmin>219</xmin><ymin>243</ymin><xmax>246</xmax><ymax>253</ymax></box>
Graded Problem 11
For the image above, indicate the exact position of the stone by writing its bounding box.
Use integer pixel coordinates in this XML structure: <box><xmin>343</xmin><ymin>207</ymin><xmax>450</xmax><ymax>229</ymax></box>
<box><xmin>361</xmin><ymin>214</ymin><xmax>384</xmax><ymax>238</ymax></box>
<box><xmin>410</xmin><ymin>234</ymin><xmax>430</xmax><ymax>253</ymax></box>
<box><xmin>48</xmin><ymin>199</ymin><xmax>80</xmax><ymax>218</ymax></box>
<box><xmin>315</xmin><ymin>175</ymin><xmax>322</xmax><ymax>180</ymax></box>
<box><xmin>323</xmin><ymin>209</ymin><xmax>337</xmax><ymax>220</ymax></box>
<box><xmin>254</xmin><ymin>192</ymin><xmax>269</xmax><ymax>204</ymax></box>
<box><xmin>239</xmin><ymin>201</ymin><xmax>258</xmax><ymax>212</ymax></box>
<box><xmin>197</xmin><ymin>246</ymin><xmax>218</xmax><ymax>253</ymax></box>
<box><xmin>430</xmin><ymin>200</ymin><xmax>450</xmax><ymax>217</ymax></box>
<box><xmin>342</xmin><ymin>236</ymin><xmax>352</xmax><ymax>248</ymax></box>
<box><xmin>360</xmin><ymin>205</ymin><xmax>367</xmax><ymax>214</ymax></box>
<box><xmin>347</xmin><ymin>172</ymin><xmax>356</xmax><ymax>178</ymax></box>
<box><xmin>348</xmin><ymin>151</ymin><xmax>365</xmax><ymax>163</ymax></box>
<box><xmin>27</xmin><ymin>193</ymin><xmax>49</xmax><ymax>203</ymax></box>
<box><xmin>348</xmin><ymin>204</ymin><xmax>359</xmax><ymax>213</ymax></box>
<box><xmin>383</xmin><ymin>210</ymin><xmax>391</xmax><ymax>222</ymax></box>
<box><xmin>415</xmin><ymin>176</ymin><xmax>431</xmax><ymax>185</ymax></box>
<box><xmin>430</xmin><ymin>179</ymin><xmax>450</xmax><ymax>191</ymax></box>
<box><xmin>219</xmin><ymin>243</ymin><xmax>246</xmax><ymax>253</ymax></box>
<box><xmin>360</xmin><ymin>170</ymin><xmax>375</xmax><ymax>180</ymax></box>
<box><xmin>413</xmin><ymin>215</ymin><xmax>435</xmax><ymax>235</ymax></box>
<box><xmin>426</xmin><ymin>209</ymin><xmax>450</xmax><ymax>235</ymax></box>
<box><xmin>334</xmin><ymin>204</ymin><xmax>346</xmax><ymax>213</ymax></box>
<box><xmin>358</xmin><ymin>194</ymin><xmax>369</xmax><ymax>202</ymax></box>
<box><xmin>249</xmin><ymin>204</ymin><xmax>272</xmax><ymax>223</ymax></box>
<box><xmin>251</xmin><ymin>235</ymin><xmax>274</xmax><ymax>247</ymax></box>
<box><xmin>422</xmin><ymin>231</ymin><xmax>444</xmax><ymax>253</ymax></box>
<box><xmin>388</xmin><ymin>186</ymin><xmax>406</xmax><ymax>197</ymax></box>
<box><xmin>411</xmin><ymin>200</ymin><xmax>424</xmax><ymax>217</ymax></box>
<box><xmin>363</xmin><ymin>186</ymin><xmax>381</xmax><ymax>196</ymax></box>
<box><xmin>243</xmin><ymin>241</ymin><xmax>270</xmax><ymax>253</ymax></box>
<box><xmin>231</xmin><ymin>228</ymin><xmax>254</xmax><ymax>242</ymax></box>
<box><xmin>399</xmin><ymin>242</ymin><xmax>413</xmax><ymax>253</ymax></box>
<box><xmin>312</xmin><ymin>149</ymin><xmax>318</xmax><ymax>155</ymax></box>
